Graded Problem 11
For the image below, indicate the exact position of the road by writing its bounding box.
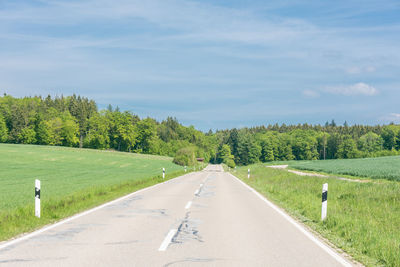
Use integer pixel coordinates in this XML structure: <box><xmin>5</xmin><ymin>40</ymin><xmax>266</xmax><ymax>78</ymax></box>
<box><xmin>0</xmin><ymin>165</ymin><xmax>353</xmax><ymax>266</ymax></box>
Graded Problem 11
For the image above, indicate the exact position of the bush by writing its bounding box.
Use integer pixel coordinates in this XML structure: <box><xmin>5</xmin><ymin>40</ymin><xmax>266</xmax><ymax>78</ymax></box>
<box><xmin>173</xmin><ymin>146</ymin><xmax>196</xmax><ymax>166</ymax></box>
<box><xmin>225</xmin><ymin>158</ymin><xmax>236</xmax><ymax>168</ymax></box>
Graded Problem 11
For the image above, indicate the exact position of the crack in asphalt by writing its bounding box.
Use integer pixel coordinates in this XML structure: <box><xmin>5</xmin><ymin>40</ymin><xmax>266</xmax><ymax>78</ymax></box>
<box><xmin>195</xmin><ymin>175</ymin><xmax>216</xmax><ymax>198</ymax></box>
<box><xmin>195</xmin><ymin>183</ymin><xmax>215</xmax><ymax>198</ymax></box>
<box><xmin>104</xmin><ymin>240</ymin><xmax>140</xmax><ymax>246</ymax></box>
<box><xmin>31</xmin><ymin>224</ymin><xmax>103</xmax><ymax>242</ymax></box>
<box><xmin>131</xmin><ymin>208</ymin><xmax>167</xmax><ymax>216</ymax></box>
<box><xmin>171</xmin><ymin>212</ymin><xmax>203</xmax><ymax>245</ymax></box>
<box><xmin>194</xmin><ymin>186</ymin><xmax>203</xmax><ymax>197</ymax></box>
<box><xmin>0</xmin><ymin>258</ymin><xmax>33</xmax><ymax>264</ymax></box>
<box><xmin>0</xmin><ymin>256</ymin><xmax>68</xmax><ymax>264</ymax></box>
<box><xmin>116</xmin><ymin>208</ymin><xmax>167</xmax><ymax>218</ymax></box>
<box><xmin>106</xmin><ymin>195</ymin><xmax>143</xmax><ymax>209</ymax></box>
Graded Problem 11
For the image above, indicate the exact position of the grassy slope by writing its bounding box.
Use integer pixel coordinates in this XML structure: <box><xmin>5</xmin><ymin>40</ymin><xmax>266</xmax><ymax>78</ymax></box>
<box><xmin>0</xmin><ymin>144</ymin><xmax>187</xmax><ymax>241</ymax></box>
<box><xmin>232</xmin><ymin>165</ymin><xmax>400</xmax><ymax>267</ymax></box>
<box><xmin>287</xmin><ymin>156</ymin><xmax>400</xmax><ymax>181</ymax></box>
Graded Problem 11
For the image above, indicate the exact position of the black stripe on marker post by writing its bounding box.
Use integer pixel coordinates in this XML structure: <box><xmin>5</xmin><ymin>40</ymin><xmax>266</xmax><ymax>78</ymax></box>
<box><xmin>321</xmin><ymin>183</ymin><xmax>328</xmax><ymax>221</ymax></box>
<box><xmin>35</xmin><ymin>179</ymin><xmax>41</xmax><ymax>218</ymax></box>
<box><xmin>35</xmin><ymin>188</ymin><xmax>40</xmax><ymax>199</ymax></box>
<box><xmin>322</xmin><ymin>191</ymin><xmax>327</xmax><ymax>202</ymax></box>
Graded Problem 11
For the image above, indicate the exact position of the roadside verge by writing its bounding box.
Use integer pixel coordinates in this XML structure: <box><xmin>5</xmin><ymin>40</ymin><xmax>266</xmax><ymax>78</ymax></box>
<box><xmin>230</xmin><ymin>164</ymin><xmax>400</xmax><ymax>266</ymax></box>
<box><xmin>0</xmin><ymin>170</ymin><xmax>191</xmax><ymax>243</ymax></box>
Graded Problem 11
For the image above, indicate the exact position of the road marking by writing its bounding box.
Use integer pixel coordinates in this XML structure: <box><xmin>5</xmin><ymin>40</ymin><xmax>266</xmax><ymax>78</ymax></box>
<box><xmin>0</xmin><ymin>173</ymin><xmax>191</xmax><ymax>252</ymax></box>
<box><xmin>194</xmin><ymin>181</ymin><xmax>206</xmax><ymax>196</ymax></box>
<box><xmin>185</xmin><ymin>201</ymin><xmax>192</xmax><ymax>209</ymax></box>
<box><xmin>158</xmin><ymin>229</ymin><xmax>177</xmax><ymax>251</ymax></box>
<box><xmin>227</xmin><ymin>172</ymin><xmax>352</xmax><ymax>267</ymax></box>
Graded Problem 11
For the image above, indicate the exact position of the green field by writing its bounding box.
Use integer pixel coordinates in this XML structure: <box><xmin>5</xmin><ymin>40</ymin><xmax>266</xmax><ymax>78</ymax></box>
<box><xmin>233</xmin><ymin>164</ymin><xmax>400</xmax><ymax>267</ymax></box>
<box><xmin>0</xmin><ymin>144</ymin><xmax>187</xmax><ymax>240</ymax></box>
<box><xmin>287</xmin><ymin>156</ymin><xmax>400</xmax><ymax>181</ymax></box>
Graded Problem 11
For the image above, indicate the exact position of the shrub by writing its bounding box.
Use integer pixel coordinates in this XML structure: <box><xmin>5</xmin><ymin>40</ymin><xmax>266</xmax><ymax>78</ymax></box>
<box><xmin>173</xmin><ymin>146</ymin><xmax>196</xmax><ymax>166</ymax></box>
<box><xmin>225</xmin><ymin>158</ymin><xmax>236</xmax><ymax>168</ymax></box>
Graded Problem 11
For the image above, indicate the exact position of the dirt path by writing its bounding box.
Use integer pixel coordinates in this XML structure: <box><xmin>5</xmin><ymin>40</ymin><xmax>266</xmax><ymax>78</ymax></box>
<box><xmin>267</xmin><ymin>165</ymin><xmax>369</xmax><ymax>183</ymax></box>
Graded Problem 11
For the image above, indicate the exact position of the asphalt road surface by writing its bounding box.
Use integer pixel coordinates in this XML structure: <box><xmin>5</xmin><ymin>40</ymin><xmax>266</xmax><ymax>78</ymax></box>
<box><xmin>0</xmin><ymin>165</ymin><xmax>353</xmax><ymax>266</ymax></box>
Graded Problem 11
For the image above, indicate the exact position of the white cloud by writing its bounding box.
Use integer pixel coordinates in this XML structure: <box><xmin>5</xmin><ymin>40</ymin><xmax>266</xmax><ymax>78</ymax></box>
<box><xmin>325</xmin><ymin>82</ymin><xmax>378</xmax><ymax>96</ymax></box>
<box><xmin>345</xmin><ymin>66</ymin><xmax>376</xmax><ymax>74</ymax></box>
<box><xmin>302</xmin><ymin>90</ymin><xmax>320</xmax><ymax>98</ymax></box>
<box><xmin>390</xmin><ymin>113</ymin><xmax>400</xmax><ymax>118</ymax></box>
<box><xmin>1</xmin><ymin>0</ymin><xmax>399</xmax><ymax>62</ymax></box>
<box><xmin>0</xmin><ymin>0</ymin><xmax>315</xmax><ymax>46</ymax></box>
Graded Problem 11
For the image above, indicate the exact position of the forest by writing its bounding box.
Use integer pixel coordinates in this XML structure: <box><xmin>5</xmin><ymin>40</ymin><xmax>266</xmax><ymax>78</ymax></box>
<box><xmin>1</xmin><ymin>94</ymin><xmax>400</xmax><ymax>167</ymax></box>
<box><xmin>214</xmin><ymin>121</ymin><xmax>400</xmax><ymax>166</ymax></box>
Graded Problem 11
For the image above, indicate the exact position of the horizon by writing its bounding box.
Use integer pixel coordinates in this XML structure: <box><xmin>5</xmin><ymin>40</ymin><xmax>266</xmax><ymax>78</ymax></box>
<box><xmin>1</xmin><ymin>93</ymin><xmax>395</xmax><ymax>132</ymax></box>
<box><xmin>1</xmin><ymin>0</ymin><xmax>399</xmax><ymax>131</ymax></box>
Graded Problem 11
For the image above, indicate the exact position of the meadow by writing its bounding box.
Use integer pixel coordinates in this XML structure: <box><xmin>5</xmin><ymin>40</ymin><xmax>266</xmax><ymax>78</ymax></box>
<box><xmin>288</xmin><ymin>156</ymin><xmax>400</xmax><ymax>181</ymax></box>
<box><xmin>233</xmin><ymin>164</ymin><xmax>400</xmax><ymax>267</ymax></box>
<box><xmin>0</xmin><ymin>144</ymin><xmax>187</xmax><ymax>241</ymax></box>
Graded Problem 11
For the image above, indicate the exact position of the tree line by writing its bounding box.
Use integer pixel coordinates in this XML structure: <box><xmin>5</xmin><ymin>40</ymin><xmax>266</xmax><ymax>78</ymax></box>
<box><xmin>0</xmin><ymin>94</ymin><xmax>216</xmax><ymax>166</ymax></box>
<box><xmin>1</xmin><ymin>95</ymin><xmax>399</xmax><ymax>167</ymax></box>
<box><xmin>213</xmin><ymin>121</ymin><xmax>400</xmax><ymax>166</ymax></box>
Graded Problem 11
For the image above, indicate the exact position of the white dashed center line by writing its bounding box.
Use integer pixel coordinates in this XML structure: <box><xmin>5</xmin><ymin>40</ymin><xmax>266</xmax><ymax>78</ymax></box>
<box><xmin>158</xmin><ymin>229</ymin><xmax>177</xmax><ymax>251</ymax></box>
<box><xmin>185</xmin><ymin>201</ymin><xmax>192</xmax><ymax>209</ymax></box>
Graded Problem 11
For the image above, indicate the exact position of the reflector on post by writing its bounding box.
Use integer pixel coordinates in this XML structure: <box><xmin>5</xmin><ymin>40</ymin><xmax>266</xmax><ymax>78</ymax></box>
<box><xmin>321</xmin><ymin>183</ymin><xmax>328</xmax><ymax>221</ymax></box>
<box><xmin>35</xmin><ymin>179</ymin><xmax>41</xmax><ymax>218</ymax></box>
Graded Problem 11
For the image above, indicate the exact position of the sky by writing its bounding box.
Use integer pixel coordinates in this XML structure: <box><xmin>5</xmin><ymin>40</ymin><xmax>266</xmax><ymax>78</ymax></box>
<box><xmin>0</xmin><ymin>0</ymin><xmax>399</xmax><ymax>131</ymax></box>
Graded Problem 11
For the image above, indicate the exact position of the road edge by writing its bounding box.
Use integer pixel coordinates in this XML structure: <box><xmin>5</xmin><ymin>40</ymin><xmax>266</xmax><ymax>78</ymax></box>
<box><xmin>227</xmin><ymin>172</ymin><xmax>355</xmax><ymax>267</ymax></box>
<box><xmin>0</xmin><ymin>172</ymin><xmax>195</xmax><ymax>251</ymax></box>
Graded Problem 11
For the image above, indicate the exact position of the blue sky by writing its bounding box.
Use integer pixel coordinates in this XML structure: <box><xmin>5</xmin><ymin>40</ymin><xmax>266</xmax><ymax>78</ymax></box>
<box><xmin>1</xmin><ymin>0</ymin><xmax>399</xmax><ymax>131</ymax></box>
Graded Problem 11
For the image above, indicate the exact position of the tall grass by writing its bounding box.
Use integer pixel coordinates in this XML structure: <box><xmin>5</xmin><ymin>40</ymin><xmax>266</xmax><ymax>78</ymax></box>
<box><xmin>233</xmin><ymin>165</ymin><xmax>400</xmax><ymax>267</ymax></box>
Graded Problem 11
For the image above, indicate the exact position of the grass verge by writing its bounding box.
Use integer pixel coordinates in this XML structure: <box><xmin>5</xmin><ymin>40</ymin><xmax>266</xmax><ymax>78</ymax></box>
<box><xmin>0</xmin><ymin>143</ymin><xmax>194</xmax><ymax>242</ymax></box>
<box><xmin>0</xmin><ymin>169</ymin><xmax>188</xmax><ymax>242</ymax></box>
<box><xmin>232</xmin><ymin>164</ymin><xmax>400</xmax><ymax>267</ymax></box>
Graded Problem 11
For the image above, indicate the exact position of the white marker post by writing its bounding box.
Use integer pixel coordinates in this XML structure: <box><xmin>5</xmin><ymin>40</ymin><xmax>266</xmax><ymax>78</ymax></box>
<box><xmin>321</xmin><ymin>183</ymin><xmax>328</xmax><ymax>221</ymax></box>
<box><xmin>162</xmin><ymin>168</ymin><xmax>165</xmax><ymax>179</ymax></box>
<box><xmin>35</xmin><ymin>179</ymin><xmax>41</xmax><ymax>218</ymax></box>
<box><xmin>248</xmin><ymin>169</ymin><xmax>250</xmax><ymax>179</ymax></box>
<box><xmin>184</xmin><ymin>166</ymin><xmax>187</xmax><ymax>173</ymax></box>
